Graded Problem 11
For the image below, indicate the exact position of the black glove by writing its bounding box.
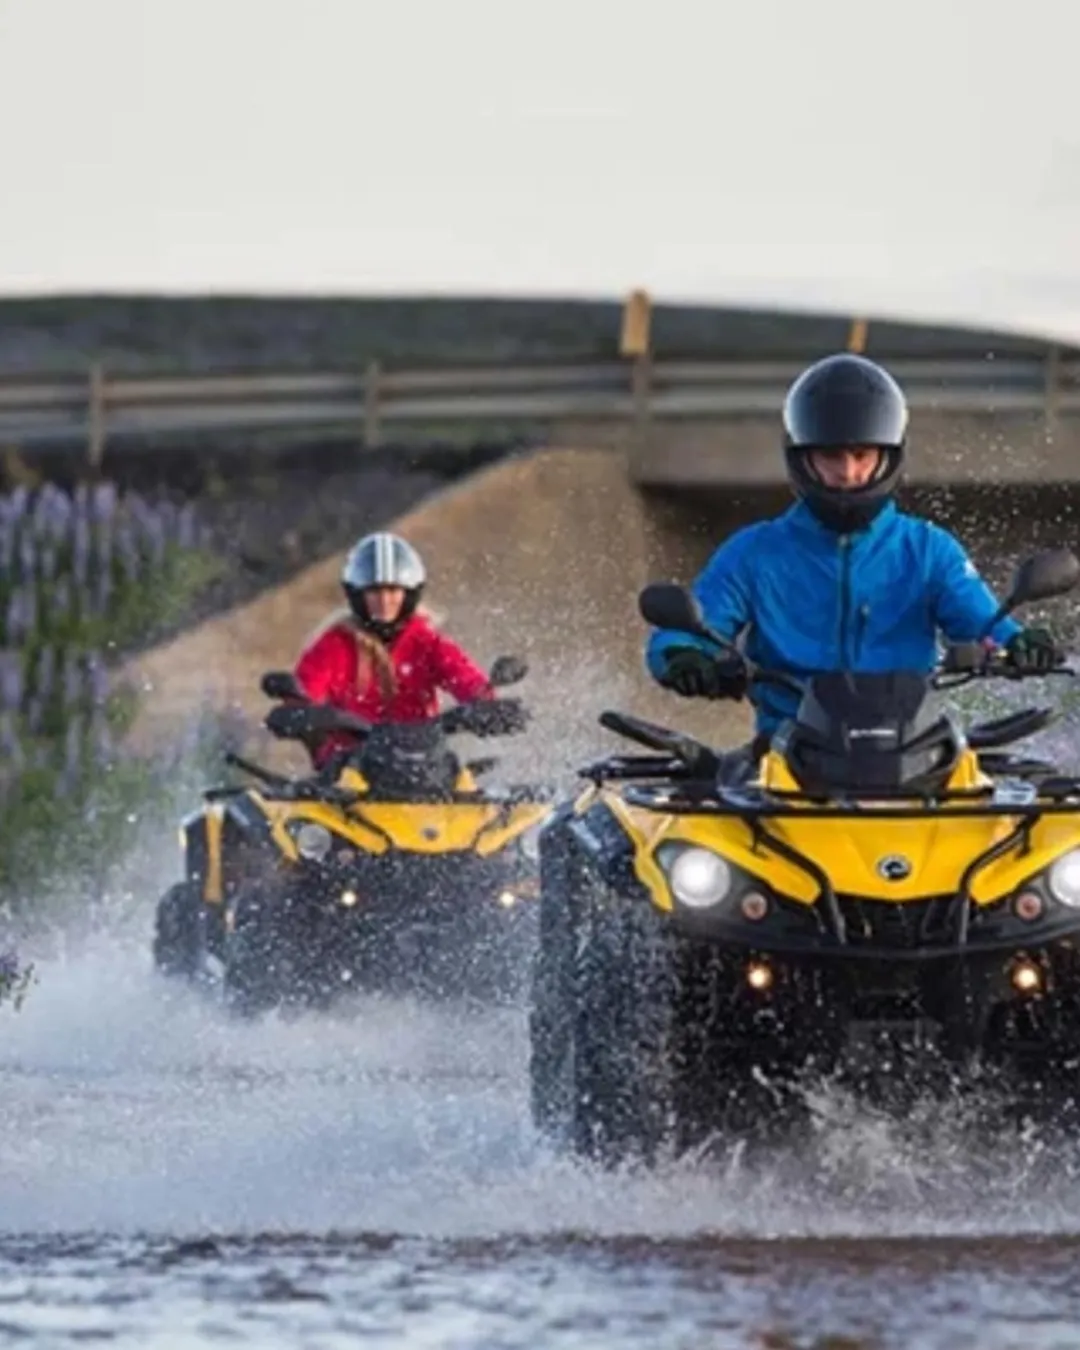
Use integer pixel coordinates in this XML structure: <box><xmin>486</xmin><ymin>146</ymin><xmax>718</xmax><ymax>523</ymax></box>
<box><xmin>1005</xmin><ymin>626</ymin><xmax>1061</xmax><ymax>673</ymax></box>
<box><xmin>658</xmin><ymin>646</ymin><xmax>747</xmax><ymax>700</ymax></box>
<box><xmin>458</xmin><ymin>697</ymin><xmax>531</xmax><ymax>737</ymax></box>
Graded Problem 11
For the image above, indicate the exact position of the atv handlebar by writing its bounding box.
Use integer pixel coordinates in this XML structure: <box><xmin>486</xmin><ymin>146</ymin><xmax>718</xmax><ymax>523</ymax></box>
<box><xmin>933</xmin><ymin>643</ymin><xmax>1074</xmax><ymax>687</ymax></box>
<box><xmin>688</xmin><ymin>643</ymin><xmax>1073</xmax><ymax>703</ymax></box>
<box><xmin>263</xmin><ymin>695</ymin><xmax>530</xmax><ymax>744</ymax></box>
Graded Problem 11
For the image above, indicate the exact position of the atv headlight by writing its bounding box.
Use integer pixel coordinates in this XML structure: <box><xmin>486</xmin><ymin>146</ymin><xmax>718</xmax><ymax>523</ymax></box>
<box><xmin>663</xmin><ymin>845</ymin><xmax>733</xmax><ymax>910</ymax></box>
<box><xmin>292</xmin><ymin>822</ymin><xmax>333</xmax><ymax>862</ymax></box>
<box><xmin>1049</xmin><ymin>850</ymin><xmax>1080</xmax><ymax>908</ymax></box>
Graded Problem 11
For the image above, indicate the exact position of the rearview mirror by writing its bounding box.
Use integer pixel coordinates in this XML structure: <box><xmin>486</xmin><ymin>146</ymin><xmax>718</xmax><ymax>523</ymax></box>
<box><xmin>1006</xmin><ymin>547</ymin><xmax>1080</xmax><ymax>609</ymax></box>
<box><xmin>638</xmin><ymin>582</ymin><xmax>709</xmax><ymax>637</ymax></box>
<box><xmin>489</xmin><ymin>654</ymin><xmax>528</xmax><ymax>688</ymax></box>
<box><xmin>261</xmin><ymin>670</ymin><xmax>304</xmax><ymax>701</ymax></box>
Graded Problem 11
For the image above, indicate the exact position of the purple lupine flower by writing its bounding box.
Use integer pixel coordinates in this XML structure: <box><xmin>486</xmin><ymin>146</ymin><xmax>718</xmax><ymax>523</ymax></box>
<box><xmin>0</xmin><ymin>650</ymin><xmax>22</xmax><ymax>712</ymax></box>
<box><xmin>90</xmin><ymin>708</ymin><xmax>112</xmax><ymax>762</ymax></box>
<box><xmin>176</xmin><ymin>501</ymin><xmax>198</xmax><ymax>550</ymax></box>
<box><xmin>115</xmin><ymin>524</ymin><xmax>141</xmax><ymax>585</ymax></box>
<box><xmin>94</xmin><ymin>567</ymin><xmax>112</xmax><ymax>617</ymax></box>
<box><xmin>64</xmin><ymin>714</ymin><xmax>83</xmax><ymax>778</ymax></box>
<box><xmin>85</xmin><ymin>650</ymin><xmax>109</xmax><ymax>707</ymax></box>
<box><xmin>94</xmin><ymin>520</ymin><xmax>114</xmax><ymax>572</ymax></box>
<box><xmin>21</xmin><ymin>585</ymin><xmax>37</xmax><ymax>638</ymax></box>
<box><xmin>34</xmin><ymin>644</ymin><xmax>55</xmax><ymax>703</ymax></box>
<box><xmin>48</xmin><ymin>576</ymin><xmax>71</xmax><ymax>629</ymax></box>
<box><xmin>91</xmin><ymin>482</ymin><xmax>117</xmax><ymax>522</ymax></box>
<box><xmin>23</xmin><ymin>696</ymin><xmax>43</xmax><ymax>734</ymax></box>
<box><xmin>72</xmin><ymin>515</ymin><xmax>91</xmax><ymax>587</ymax></box>
<box><xmin>38</xmin><ymin>545</ymin><xmax>57</xmax><ymax>585</ymax></box>
<box><xmin>17</xmin><ymin>531</ymin><xmax>35</xmax><ymax>581</ymax></box>
<box><xmin>142</xmin><ymin>511</ymin><xmax>168</xmax><ymax>567</ymax></box>
<box><xmin>62</xmin><ymin>651</ymin><xmax>82</xmax><ymax>711</ymax></box>
<box><xmin>7</xmin><ymin>486</ymin><xmax>29</xmax><ymax>527</ymax></box>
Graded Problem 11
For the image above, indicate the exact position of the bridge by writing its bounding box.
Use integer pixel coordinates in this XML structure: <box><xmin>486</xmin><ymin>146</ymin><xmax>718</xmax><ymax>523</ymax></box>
<box><xmin>4</xmin><ymin>293</ymin><xmax>1078</xmax><ymax>488</ymax></box>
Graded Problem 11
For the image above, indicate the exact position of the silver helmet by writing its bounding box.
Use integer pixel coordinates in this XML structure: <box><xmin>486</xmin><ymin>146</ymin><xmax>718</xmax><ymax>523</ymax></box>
<box><xmin>341</xmin><ymin>532</ymin><xmax>427</xmax><ymax>639</ymax></box>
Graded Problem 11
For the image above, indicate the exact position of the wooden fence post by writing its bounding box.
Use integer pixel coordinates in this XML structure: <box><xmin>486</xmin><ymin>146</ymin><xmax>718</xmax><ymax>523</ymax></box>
<box><xmin>364</xmin><ymin>360</ymin><xmax>382</xmax><ymax>449</ymax></box>
<box><xmin>620</xmin><ymin>290</ymin><xmax>653</xmax><ymax>467</ymax></box>
<box><xmin>1044</xmin><ymin>344</ymin><xmax>1061</xmax><ymax>438</ymax></box>
<box><xmin>847</xmin><ymin>318</ymin><xmax>869</xmax><ymax>353</ymax></box>
<box><xmin>87</xmin><ymin>363</ymin><xmax>106</xmax><ymax>472</ymax></box>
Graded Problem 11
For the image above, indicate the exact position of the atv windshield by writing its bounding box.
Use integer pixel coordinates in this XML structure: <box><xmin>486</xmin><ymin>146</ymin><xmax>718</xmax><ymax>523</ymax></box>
<box><xmin>776</xmin><ymin>672</ymin><xmax>963</xmax><ymax>796</ymax></box>
<box><xmin>346</xmin><ymin>722</ymin><xmax>463</xmax><ymax>799</ymax></box>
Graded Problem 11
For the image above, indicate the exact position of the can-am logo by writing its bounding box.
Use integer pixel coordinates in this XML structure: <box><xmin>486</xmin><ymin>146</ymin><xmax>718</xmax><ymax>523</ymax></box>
<box><xmin>849</xmin><ymin>727</ymin><xmax>897</xmax><ymax>740</ymax></box>
<box><xmin>877</xmin><ymin>854</ymin><xmax>913</xmax><ymax>881</ymax></box>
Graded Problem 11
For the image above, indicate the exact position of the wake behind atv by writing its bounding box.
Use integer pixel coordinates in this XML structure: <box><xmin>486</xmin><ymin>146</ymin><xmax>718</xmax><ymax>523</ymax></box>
<box><xmin>154</xmin><ymin>656</ymin><xmax>552</xmax><ymax>1014</ymax></box>
<box><xmin>529</xmin><ymin>547</ymin><xmax>1080</xmax><ymax>1163</ymax></box>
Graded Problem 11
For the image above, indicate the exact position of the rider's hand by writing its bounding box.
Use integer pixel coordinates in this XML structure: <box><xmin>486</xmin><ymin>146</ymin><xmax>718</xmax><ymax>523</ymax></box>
<box><xmin>659</xmin><ymin>647</ymin><xmax>747</xmax><ymax>700</ymax></box>
<box><xmin>1005</xmin><ymin>626</ymin><xmax>1061</xmax><ymax>673</ymax></box>
<box><xmin>463</xmin><ymin>697</ymin><xmax>530</xmax><ymax>736</ymax></box>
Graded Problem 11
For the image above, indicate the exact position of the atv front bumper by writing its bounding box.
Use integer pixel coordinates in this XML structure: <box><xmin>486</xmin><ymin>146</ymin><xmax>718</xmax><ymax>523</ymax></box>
<box><xmin>229</xmin><ymin>849</ymin><xmax>539</xmax><ymax>1000</ymax></box>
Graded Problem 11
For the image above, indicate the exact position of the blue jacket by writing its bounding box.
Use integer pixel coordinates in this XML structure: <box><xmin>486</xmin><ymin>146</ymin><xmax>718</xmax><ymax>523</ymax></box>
<box><xmin>645</xmin><ymin>499</ymin><xmax>1021</xmax><ymax>738</ymax></box>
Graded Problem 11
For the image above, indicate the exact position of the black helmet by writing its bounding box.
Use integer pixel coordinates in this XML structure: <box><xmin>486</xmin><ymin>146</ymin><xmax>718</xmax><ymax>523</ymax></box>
<box><xmin>340</xmin><ymin>532</ymin><xmax>426</xmax><ymax>641</ymax></box>
<box><xmin>782</xmin><ymin>353</ymin><xmax>909</xmax><ymax>533</ymax></box>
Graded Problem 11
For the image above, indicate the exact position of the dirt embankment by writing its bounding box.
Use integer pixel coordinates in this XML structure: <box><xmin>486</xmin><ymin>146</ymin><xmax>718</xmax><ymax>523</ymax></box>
<box><xmin>121</xmin><ymin>447</ymin><xmax>752</xmax><ymax>787</ymax></box>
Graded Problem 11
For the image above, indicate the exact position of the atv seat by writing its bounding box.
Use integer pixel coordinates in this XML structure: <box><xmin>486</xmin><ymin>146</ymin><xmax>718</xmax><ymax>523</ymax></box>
<box><xmin>967</xmin><ymin>706</ymin><xmax>1055</xmax><ymax>750</ymax></box>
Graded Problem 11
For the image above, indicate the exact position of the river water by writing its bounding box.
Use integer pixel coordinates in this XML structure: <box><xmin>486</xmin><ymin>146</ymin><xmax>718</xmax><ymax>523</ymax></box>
<box><xmin>5</xmin><ymin>930</ymin><xmax>1080</xmax><ymax>1348</ymax></box>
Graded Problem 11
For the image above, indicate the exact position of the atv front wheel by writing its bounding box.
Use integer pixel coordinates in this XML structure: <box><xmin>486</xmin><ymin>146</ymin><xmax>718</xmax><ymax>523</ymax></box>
<box><xmin>529</xmin><ymin>818</ymin><xmax>679</xmax><ymax>1165</ymax></box>
<box><xmin>223</xmin><ymin>885</ymin><xmax>297</xmax><ymax>1017</ymax></box>
<box><xmin>152</xmin><ymin>882</ymin><xmax>203</xmax><ymax>979</ymax></box>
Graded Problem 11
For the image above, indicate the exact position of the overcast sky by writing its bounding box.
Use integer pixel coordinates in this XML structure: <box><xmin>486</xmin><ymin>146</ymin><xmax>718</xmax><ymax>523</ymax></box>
<box><xmin>0</xmin><ymin>0</ymin><xmax>1078</xmax><ymax>337</ymax></box>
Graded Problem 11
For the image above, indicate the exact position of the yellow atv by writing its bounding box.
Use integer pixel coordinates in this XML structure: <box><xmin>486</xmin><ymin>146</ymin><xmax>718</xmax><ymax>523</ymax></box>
<box><xmin>529</xmin><ymin>548</ymin><xmax>1080</xmax><ymax>1163</ymax></box>
<box><xmin>153</xmin><ymin>656</ymin><xmax>552</xmax><ymax>1014</ymax></box>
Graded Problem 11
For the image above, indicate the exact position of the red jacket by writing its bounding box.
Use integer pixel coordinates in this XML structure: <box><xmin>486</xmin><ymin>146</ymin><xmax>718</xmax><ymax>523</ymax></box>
<box><xmin>293</xmin><ymin>612</ymin><xmax>493</xmax><ymax>765</ymax></box>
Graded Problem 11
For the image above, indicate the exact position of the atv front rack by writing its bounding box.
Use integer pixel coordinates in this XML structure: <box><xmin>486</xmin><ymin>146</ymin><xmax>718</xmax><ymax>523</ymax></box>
<box><xmin>618</xmin><ymin>779</ymin><xmax>1080</xmax><ymax>819</ymax></box>
<box><xmin>612</xmin><ymin>779</ymin><xmax>1080</xmax><ymax>954</ymax></box>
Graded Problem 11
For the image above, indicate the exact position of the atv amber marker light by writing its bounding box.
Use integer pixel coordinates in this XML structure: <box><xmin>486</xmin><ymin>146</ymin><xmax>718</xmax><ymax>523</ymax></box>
<box><xmin>1010</xmin><ymin>959</ymin><xmax>1042</xmax><ymax>994</ymax></box>
<box><xmin>740</xmin><ymin>892</ymin><xmax>769</xmax><ymax>922</ymax></box>
<box><xmin>1013</xmin><ymin>890</ymin><xmax>1044</xmax><ymax>921</ymax></box>
<box><xmin>746</xmin><ymin>961</ymin><xmax>774</xmax><ymax>992</ymax></box>
<box><xmin>1048</xmin><ymin>850</ymin><xmax>1080</xmax><ymax>908</ymax></box>
<box><xmin>666</xmin><ymin>846</ymin><xmax>733</xmax><ymax>909</ymax></box>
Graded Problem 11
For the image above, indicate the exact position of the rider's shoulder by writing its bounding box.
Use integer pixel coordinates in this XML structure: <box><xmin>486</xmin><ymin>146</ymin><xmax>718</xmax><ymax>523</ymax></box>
<box><xmin>301</xmin><ymin>609</ymin><xmax>356</xmax><ymax>652</ymax></box>
<box><xmin>892</xmin><ymin>510</ymin><xmax>967</xmax><ymax>557</ymax></box>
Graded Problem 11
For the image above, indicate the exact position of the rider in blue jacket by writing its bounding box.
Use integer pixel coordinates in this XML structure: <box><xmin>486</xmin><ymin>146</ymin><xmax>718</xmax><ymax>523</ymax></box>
<box><xmin>646</xmin><ymin>352</ymin><xmax>1058</xmax><ymax>746</ymax></box>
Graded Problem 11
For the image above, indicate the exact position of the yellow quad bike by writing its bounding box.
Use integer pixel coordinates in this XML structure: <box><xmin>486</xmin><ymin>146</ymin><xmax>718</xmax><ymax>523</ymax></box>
<box><xmin>528</xmin><ymin>547</ymin><xmax>1080</xmax><ymax>1163</ymax></box>
<box><xmin>153</xmin><ymin>656</ymin><xmax>553</xmax><ymax>1014</ymax></box>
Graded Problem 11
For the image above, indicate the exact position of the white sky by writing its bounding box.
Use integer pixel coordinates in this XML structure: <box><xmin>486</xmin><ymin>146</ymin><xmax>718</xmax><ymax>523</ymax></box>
<box><xmin>1</xmin><ymin>0</ymin><xmax>1079</xmax><ymax>337</ymax></box>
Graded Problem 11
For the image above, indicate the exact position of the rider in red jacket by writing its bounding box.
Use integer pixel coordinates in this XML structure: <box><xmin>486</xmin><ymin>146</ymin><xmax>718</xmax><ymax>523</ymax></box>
<box><xmin>294</xmin><ymin>532</ymin><xmax>495</xmax><ymax>767</ymax></box>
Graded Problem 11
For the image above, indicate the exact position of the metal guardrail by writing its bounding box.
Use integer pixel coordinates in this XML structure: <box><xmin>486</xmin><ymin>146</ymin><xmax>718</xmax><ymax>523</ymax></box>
<box><xmin>0</xmin><ymin>350</ymin><xmax>1073</xmax><ymax>466</ymax></box>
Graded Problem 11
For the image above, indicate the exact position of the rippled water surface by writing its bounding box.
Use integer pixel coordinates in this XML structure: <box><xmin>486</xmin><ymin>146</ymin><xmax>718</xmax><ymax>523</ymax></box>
<box><xmin>4</xmin><ymin>934</ymin><xmax>1080</xmax><ymax>1348</ymax></box>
